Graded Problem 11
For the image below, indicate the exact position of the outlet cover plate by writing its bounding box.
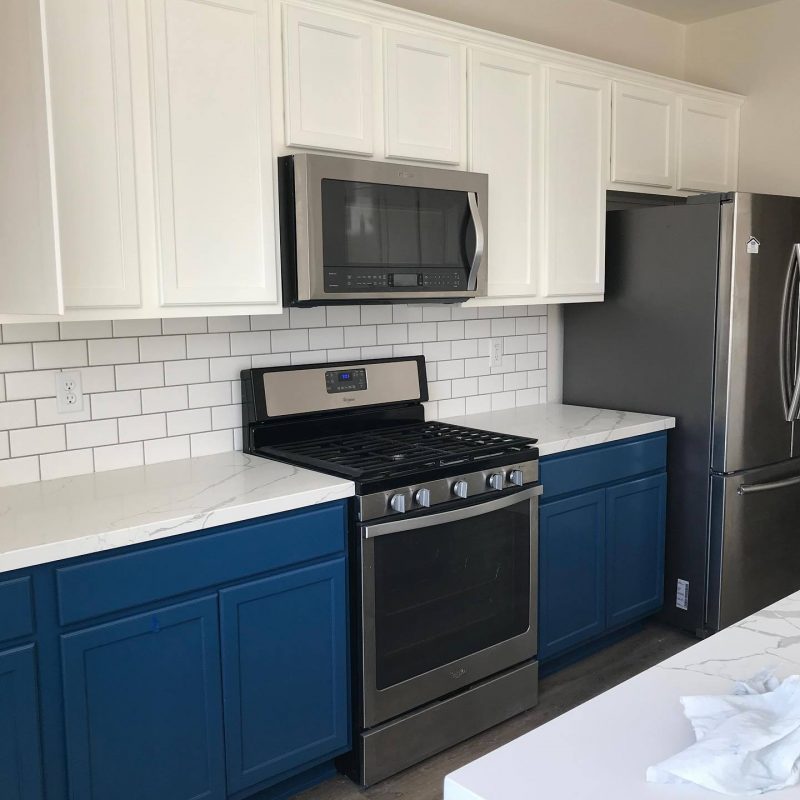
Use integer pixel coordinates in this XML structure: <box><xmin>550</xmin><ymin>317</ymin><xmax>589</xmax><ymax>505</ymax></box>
<box><xmin>56</xmin><ymin>372</ymin><xmax>84</xmax><ymax>414</ymax></box>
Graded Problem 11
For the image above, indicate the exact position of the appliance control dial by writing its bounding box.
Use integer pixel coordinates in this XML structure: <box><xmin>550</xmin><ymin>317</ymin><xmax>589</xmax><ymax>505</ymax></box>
<box><xmin>509</xmin><ymin>469</ymin><xmax>524</xmax><ymax>487</ymax></box>
<box><xmin>390</xmin><ymin>494</ymin><xmax>407</xmax><ymax>513</ymax></box>
<box><xmin>453</xmin><ymin>480</ymin><xmax>469</xmax><ymax>499</ymax></box>
<box><xmin>415</xmin><ymin>488</ymin><xmax>431</xmax><ymax>508</ymax></box>
<box><xmin>488</xmin><ymin>473</ymin><xmax>504</xmax><ymax>491</ymax></box>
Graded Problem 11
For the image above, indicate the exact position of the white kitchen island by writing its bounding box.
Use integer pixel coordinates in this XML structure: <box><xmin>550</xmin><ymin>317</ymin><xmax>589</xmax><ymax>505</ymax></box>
<box><xmin>445</xmin><ymin>591</ymin><xmax>800</xmax><ymax>799</ymax></box>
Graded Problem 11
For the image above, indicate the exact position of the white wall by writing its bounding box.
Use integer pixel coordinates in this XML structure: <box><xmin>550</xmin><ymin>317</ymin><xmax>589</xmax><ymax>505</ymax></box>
<box><xmin>684</xmin><ymin>0</ymin><xmax>800</xmax><ymax>195</ymax></box>
<box><xmin>382</xmin><ymin>0</ymin><xmax>687</xmax><ymax>78</ymax></box>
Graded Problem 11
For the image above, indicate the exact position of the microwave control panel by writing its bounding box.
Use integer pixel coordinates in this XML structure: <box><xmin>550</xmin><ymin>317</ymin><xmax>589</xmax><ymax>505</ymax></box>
<box><xmin>325</xmin><ymin>368</ymin><xmax>367</xmax><ymax>393</ymax></box>
<box><xmin>324</xmin><ymin>269</ymin><xmax>466</xmax><ymax>293</ymax></box>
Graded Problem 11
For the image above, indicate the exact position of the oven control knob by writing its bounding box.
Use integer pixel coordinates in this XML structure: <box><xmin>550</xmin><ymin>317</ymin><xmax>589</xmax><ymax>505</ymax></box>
<box><xmin>389</xmin><ymin>494</ymin><xmax>407</xmax><ymax>514</ymax></box>
<box><xmin>509</xmin><ymin>469</ymin><xmax>525</xmax><ymax>487</ymax></box>
<box><xmin>488</xmin><ymin>473</ymin><xmax>504</xmax><ymax>491</ymax></box>
<box><xmin>415</xmin><ymin>488</ymin><xmax>431</xmax><ymax>508</ymax></box>
<box><xmin>453</xmin><ymin>480</ymin><xmax>469</xmax><ymax>499</ymax></box>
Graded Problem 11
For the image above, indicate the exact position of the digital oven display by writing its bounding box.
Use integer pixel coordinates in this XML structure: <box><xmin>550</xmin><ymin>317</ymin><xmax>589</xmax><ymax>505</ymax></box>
<box><xmin>325</xmin><ymin>368</ymin><xmax>367</xmax><ymax>394</ymax></box>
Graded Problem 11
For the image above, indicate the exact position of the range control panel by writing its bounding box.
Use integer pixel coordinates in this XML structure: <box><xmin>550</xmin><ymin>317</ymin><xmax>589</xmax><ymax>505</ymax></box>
<box><xmin>325</xmin><ymin>368</ymin><xmax>367</xmax><ymax>393</ymax></box>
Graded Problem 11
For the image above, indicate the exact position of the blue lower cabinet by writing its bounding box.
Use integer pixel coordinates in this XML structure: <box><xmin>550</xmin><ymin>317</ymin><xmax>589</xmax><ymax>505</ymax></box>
<box><xmin>61</xmin><ymin>596</ymin><xmax>226</xmax><ymax>800</ymax></box>
<box><xmin>539</xmin><ymin>490</ymin><xmax>606</xmax><ymax>661</ymax></box>
<box><xmin>220</xmin><ymin>558</ymin><xmax>349</xmax><ymax>795</ymax></box>
<box><xmin>0</xmin><ymin>644</ymin><xmax>44</xmax><ymax>800</ymax></box>
<box><xmin>606</xmin><ymin>474</ymin><xmax>667</xmax><ymax>629</ymax></box>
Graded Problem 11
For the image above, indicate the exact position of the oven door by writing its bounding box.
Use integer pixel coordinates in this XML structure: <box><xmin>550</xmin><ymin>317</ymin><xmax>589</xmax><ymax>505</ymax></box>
<box><xmin>290</xmin><ymin>153</ymin><xmax>488</xmax><ymax>303</ymax></box>
<box><xmin>358</xmin><ymin>486</ymin><xmax>539</xmax><ymax>729</ymax></box>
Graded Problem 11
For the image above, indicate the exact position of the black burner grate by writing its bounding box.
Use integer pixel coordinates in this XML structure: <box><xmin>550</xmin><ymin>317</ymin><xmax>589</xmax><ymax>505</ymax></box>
<box><xmin>256</xmin><ymin>421</ymin><xmax>537</xmax><ymax>481</ymax></box>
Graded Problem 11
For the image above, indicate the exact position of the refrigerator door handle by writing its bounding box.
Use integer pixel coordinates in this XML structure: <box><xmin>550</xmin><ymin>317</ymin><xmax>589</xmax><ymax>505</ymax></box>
<box><xmin>780</xmin><ymin>243</ymin><xmax>800</xmax><ymax>421</ymax></box>
<box><xmin>738</xmin><ymin>472</ymin><xmax>800</xmax><ymax>495</ymax></box>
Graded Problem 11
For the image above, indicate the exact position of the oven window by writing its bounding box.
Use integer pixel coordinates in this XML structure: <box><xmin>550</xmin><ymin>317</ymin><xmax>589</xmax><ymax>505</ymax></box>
<box><xmin>321</xmin><ymin>179</ymin><xmax>474</xmax><ymax>270</ymax></box>
<box><xmin>372</xmin><ymin>498</ymin><xmax>531</xmax><ymax>690</ymax></box>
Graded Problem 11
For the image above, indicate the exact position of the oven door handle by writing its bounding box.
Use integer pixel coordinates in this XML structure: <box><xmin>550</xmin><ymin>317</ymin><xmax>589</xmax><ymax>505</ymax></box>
<box><xmin>362</xmin><ymin>485</ymin><xmax>541</xmax><ymax>539</ymax></box>
<box><xmin>466</xmin><ymin>192</ymin><xmax>485</xmax><ymax>292</ymax></box>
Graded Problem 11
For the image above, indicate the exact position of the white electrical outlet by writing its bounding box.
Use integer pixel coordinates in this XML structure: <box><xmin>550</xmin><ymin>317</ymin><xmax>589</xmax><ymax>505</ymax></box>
<box><xmin>56</xmin><ymin>372</ymin><xmax>84</xmax><ymax>414</ymax></box>
<box><xmin>489</xmin><ymin>338</ymin><xmax>503</xmax><ymax>368</ymax></box>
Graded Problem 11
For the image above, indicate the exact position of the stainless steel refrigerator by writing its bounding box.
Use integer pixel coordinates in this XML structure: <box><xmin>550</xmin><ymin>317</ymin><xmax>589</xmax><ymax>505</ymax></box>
<box><xmin>563</xmin><ymin>192</ymin><xmax>800</xmax><ymax>635</ymax></box>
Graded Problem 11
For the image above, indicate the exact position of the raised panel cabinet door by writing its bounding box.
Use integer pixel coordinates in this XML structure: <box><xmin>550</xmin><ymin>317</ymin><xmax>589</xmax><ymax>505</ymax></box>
<box><xmin>0</xmin><ymin>0</ymin><xmax>62</xmax><ymax>315</ymax></box>
<box><xmin>538</xmin><ymin>490</ymin><xmax>606</xmax><ymax>661</ymax></box>
<box><xmin>384</xmin><ymin>29</ymin><xmax>464</xmax><ymax>165</ymax></box>
<box><xmin>469</xmin><ymin>49</ymin><xmax>542</xmax><ymax>298</ymax></box>
<box><xmin>611</xmin><ymin>81</ymin><xmax>676</xmax><ymax>189</ymax></box>
<box><xmin>543</xmin><ymin>68</ymin><xmax>610</xmax><ymax>298</ymax></box>
<box><xmin>61</xmin><ymin>596</ymin><xmax>225</xmax><ymax>800</ymax></box>
<box><xmin>0</xmin><ymin>645</ymin><xmax>44</xmax><ymax>800</ymax></box>
<box><xmin>677</xmin><ymin>97</ymin><xmax>739</xmax><ymax>192</ymax></box>
<box><xmin>45</xmin><ymin>0</ymin><xmax>141</xmax><ymax>309</ymax></box>
<box><xmin>220</xmin><ymin>558</ymin><xmax>349</xmax><ymax>793</ymax></box>
<box><xmin>283</xmin><ymin>5</ymin><xmax>374</xmax><ymax>154</ymax></box>
<box><xmin>149</xmin><ymin>0</ymin><xmax>279</xmax><ymax>306</ymax></box>
<box><xmin>606</xmin><ymin>474</ymin><xmax>667</xmax><ymax>629</ymax></box>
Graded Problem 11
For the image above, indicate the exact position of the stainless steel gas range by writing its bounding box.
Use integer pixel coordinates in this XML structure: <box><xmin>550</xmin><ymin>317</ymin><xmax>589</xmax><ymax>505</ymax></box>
<box><xmin>241</xmin><ymin>356</ymin><xmax>541</xmax><ymax>786</ymax></box>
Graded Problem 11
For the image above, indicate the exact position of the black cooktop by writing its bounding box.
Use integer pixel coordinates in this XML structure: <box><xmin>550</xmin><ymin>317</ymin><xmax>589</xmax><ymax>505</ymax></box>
<box><xmin>254</xmin><ymin>420</ymin><xmax>538</xmax><ymax>488</ymax></box>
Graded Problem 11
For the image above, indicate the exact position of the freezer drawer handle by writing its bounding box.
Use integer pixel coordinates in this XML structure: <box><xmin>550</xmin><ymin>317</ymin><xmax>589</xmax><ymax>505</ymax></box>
<box><xmin>738</xmin><ymin>473</ymin><xmax>800</xmax><ymax>495</ymax></box>
<box><xmin>779</xmin><ymin>243</ymin><xmax>800</xmax><ymax>421</ymax></box>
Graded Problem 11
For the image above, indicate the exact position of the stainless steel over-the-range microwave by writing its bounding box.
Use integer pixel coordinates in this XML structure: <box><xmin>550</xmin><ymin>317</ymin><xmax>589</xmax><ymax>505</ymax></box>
<box><xmin>278</xmin><ymin>153</ymin><xmax>488</xmax><ymax>305</ymax></box>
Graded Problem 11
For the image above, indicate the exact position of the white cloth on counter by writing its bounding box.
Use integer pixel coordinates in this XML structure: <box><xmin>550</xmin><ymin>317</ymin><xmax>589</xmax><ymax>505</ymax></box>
<box><xmin>647</xmin><ymin>670</ymin><xmax>800</xmax><ymax>795</ymax></box>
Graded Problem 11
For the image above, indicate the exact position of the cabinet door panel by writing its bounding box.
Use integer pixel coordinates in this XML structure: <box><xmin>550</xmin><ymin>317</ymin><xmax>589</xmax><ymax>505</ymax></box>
<box><xmin>0</xmin><ymin>0</ymin><xmax>62</xmax><ymax>315</ymax></box>
<box><xmin>46</xmin><ymin>0</ymin><xmax>141</xmax><ymax>308</ymax></box>
<box><xmin>611</xmin><ymin>82</ymin><xmax>675</xmax><ymax>189</ymax></box>
<box><xmin>284</xmin><ymin>5</ymin><xmax>374</xmax><ymax>154</ymax></box>
<box><xmin>220</xmin><ymin>558</ymin><xmax>349</xmax><ymax>793</ymax></box>
<box><xmin>470</xmin><ymin>49</ymin><xmax>542</xmax><ymax>298</ymax></box>
<box><xmin>678</xmin><ymin>97</ymin><xmax>739</xmax><ymax>192</ymax></box>
<box><xmin>606</xmin><ymin>474</ymin><xmax>667</xmax><ymax>628</ymax></box>
<box><xmin>0</xmin><ymin>645</ymin><xmax>44</xmax><ymax>800</ymax></box>
<box><xmin>539</xmin><ymin>490</ymin><xmax>605</xmax><ymax>660</ymax></box>
<box><xmin>544</xmin><ymin>68</ymin><xmax>609</xmax><ymax>298</ymax></box>
<box><xmin>150</xmin><ymin>0</ymin><xmax>278</xmax><ymax>305</ymax></box>
<box><xmin>61</xmin><ymin>596</ymin><xmax>225</xmax><ymax>800</ymax></box>
<box><xmin>384</xmin><ymin>29</ymin><xmax>464</xmax><ymax>164</ymax></box>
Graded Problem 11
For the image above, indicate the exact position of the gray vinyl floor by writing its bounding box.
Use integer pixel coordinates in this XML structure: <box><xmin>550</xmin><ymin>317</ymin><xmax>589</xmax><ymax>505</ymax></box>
<box><xmin>296</xmin><ymin>621</ymin><xmax>696</xmax><ymax>800</ymax></box>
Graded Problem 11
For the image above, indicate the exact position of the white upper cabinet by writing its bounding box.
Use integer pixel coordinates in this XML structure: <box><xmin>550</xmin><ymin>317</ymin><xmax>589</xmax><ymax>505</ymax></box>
<box><xmin>677</xmin><ymin>96</ymin><xmax>739</xmax><ymax>192</ymax></box>
<box><xmin>0</xmin><ymin>0</ymin><xmax>62</xmax><ymax>315</ymax></box>
<box><xmin>384</xmin><ymin>29</ymin><xmax>465</xmax><ymax>165</ymax></box>
<box><xmin>149</xmin><ymin>0</ymin><xmax>278</xmax><ymax>306</ymax></box>
<box><xmin>469</xmin><ymin>49</ymin><xmax>542</xmax><ymax>298</ymax></box>
<box><xmin>611</xmin><ymin>81</ymin><xmax>676</xmax><ymax>189</ymax></box>
<box><xmin>283</xmin><ymin>5</ymin><xmax>374</xmax><ymax>154</ymax></box>
<box><xmin>46</xmin><ymin>0</ymin><xmax>142</xmax><ymax>309</ymax></box>
<box><xmin>544</xmin><ymin>68</ymin><xmax>610</xmax><ymax>299</ymax></box>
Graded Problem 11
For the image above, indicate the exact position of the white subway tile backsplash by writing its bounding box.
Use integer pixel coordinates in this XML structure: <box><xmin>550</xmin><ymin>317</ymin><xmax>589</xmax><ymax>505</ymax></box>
<box><xmin>115</xmin><ymin>362</ymin><xmax>164</xmax><ymax>391</ymax></box>
<box><xmin>94</xmin><ymin>442</ymin><xmax>143</xmax><ymax>472</ymax></box>
<box><xmin>88</xmin><ymin>337</ymin><xmax>139</xmax><ymax>366</ymax></box>
<box><xmin>118</xmin><ymin>414</ymin><xmax>167</xmax><ymax>443</ymax></box>
<box><xmin>66</xmin><ymin>419</ymin><xmax>118</xmax><ymax>450</ymax></box>
<box><xmin>139</xmin><ymin>335</ymin><xmax>186</xmax><ymax>362</ymax></box>
<box><xmin>91</xmin><ymin>390</ymin><xmax>141</xmax><ymax>420</ymax></box>
<box><xmin>0</xmin><ymin>400</ymin><xmax>37</xmax><ymax>431</ymax></box>
<box><xmin>0</xmin><ymin>343</ymin><xmax>33</xmax><ymax>372</ymax></box>
<box><xmin>10</xmin><ymin>425</ymin><xmax>66</xmax><ymax>457</ymax></box>
<box><xmin>0</xmin><ymin>306</ymin><xmax>547</xmax><ymax>486</ymax></box>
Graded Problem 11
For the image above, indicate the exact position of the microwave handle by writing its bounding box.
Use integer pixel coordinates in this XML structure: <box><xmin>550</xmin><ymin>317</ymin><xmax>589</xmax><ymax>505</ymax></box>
<box><xmin>466</xmin><ymin>192</ymin><xmax>485</xmax><ymax>292</ymax></box>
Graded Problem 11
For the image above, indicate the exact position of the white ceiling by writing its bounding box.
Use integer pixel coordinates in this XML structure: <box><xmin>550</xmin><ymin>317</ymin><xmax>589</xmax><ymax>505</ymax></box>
<box><xmin>608</xmin><ymin>0</ymin><xmax>783</xmax><ymax>24</ymax></box>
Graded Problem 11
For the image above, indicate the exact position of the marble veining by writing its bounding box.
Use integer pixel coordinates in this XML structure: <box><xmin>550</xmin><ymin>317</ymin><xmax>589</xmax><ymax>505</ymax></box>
<box><xmin>444</xmin><ymin>590</ymin><xmax>800</xmax><ymax>800</ymax></box>
<box><xmin>443</xmin><ymin>402</ymin><xmax>676</xmax><ymax>456</ymax></box>
<box><xmin>0</xmin><ymin>451</ymin><xmax>354</xmax><ymax>574</ymax></box>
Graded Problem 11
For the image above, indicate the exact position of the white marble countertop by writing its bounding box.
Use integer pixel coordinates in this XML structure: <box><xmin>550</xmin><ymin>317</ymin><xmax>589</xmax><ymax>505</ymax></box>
<box><xmin>0</xmin><ymin>452</ymin><xmax>354</xmax><ymax>574</ymax></box>
<box><xmin>445</xmin><ymin>591</ymin><xmax>800</xmax><ymax>800</ymax></box>
<box><xmin>443</xmin><ymin>403</ymin><xmax>676</xmax><ymax>457</ymax></box>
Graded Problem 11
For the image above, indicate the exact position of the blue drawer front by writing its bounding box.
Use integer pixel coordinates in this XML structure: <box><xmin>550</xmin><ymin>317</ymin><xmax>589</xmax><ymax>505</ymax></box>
<box><xmin>540</xmin><ymin>433</ymin><xmax>667</xmax><ymax>501</ymax></box>
<box><xmin>56</xmin><ymin>502</ymin><xmax>347</xmax><ymax>625</ymax></box>
<box><xmin>0</xmin><ymin>577</ymin><xmax>34</xmax><ymax>644</ymax></box>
